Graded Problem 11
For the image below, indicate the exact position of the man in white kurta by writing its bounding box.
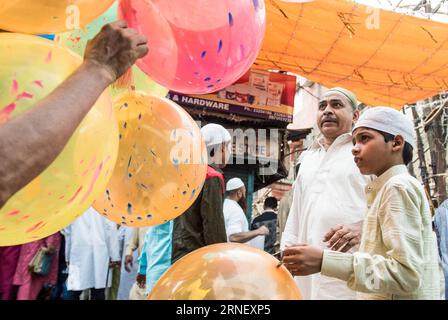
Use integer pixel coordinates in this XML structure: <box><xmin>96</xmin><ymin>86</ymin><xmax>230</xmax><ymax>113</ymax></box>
<box><xmin>223</xmin><ymin>178</ymin><xmax>269</xmax><ymax>245</ymax></box>
<box><xmin>281</xmin><ymin>87</ymin><xmax>371</xmax><ymax>300</ymax></box>
<box><xmin>64</xmin><ymin>207</ymin><xmax>120</xmax><ymax>299</ymax></box>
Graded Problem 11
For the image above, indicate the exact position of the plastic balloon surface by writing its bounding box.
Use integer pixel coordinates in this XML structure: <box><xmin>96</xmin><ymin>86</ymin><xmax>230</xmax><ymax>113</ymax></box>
<box><xmin>0</xmin><ymin>33</ymin><xmax>118</xmax><ymax>245</ymax></box>
<box><xmin>148</xmin><ymin>243</ymin><xmax>302</xmax><ymax>300</ymax></box>
<box><xmin>94</xmin><ymin>92</ymin><xmax>207</xmax><ymax>227</ymax></box>
<box><xmin>119</xmin><ymin>0</ymin><xmax>266</xmax><ymax>94</ymax></box>
<box><xmin>0</xmin><ymin>0</ymin><xmax>115</xmax><ymax>34</ymax></box>
<box><xmin>57</xmin><ymin>1</ymin><xmax>168</xmax><ymax>98</ymax></box>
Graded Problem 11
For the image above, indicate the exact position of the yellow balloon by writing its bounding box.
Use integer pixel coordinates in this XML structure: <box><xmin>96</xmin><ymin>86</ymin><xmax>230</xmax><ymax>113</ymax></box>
<box><xmin>148</xmin><ymin>243</ymin><xmax>303</xmax><ymax>300</ymax></box>
<box><xmin>0</xmin><ymin>0</ymin><xmax>115</xmax><ymax>34</ymax></box>
<box><xmin>93</xmin><ymin>92</ymin><xmax>207</xmax><ymax>227</ymax></box>
<box><xmin>0</xmin><ymin>33</ymin><xmax>118</xmax><ymax>245</ymax></box>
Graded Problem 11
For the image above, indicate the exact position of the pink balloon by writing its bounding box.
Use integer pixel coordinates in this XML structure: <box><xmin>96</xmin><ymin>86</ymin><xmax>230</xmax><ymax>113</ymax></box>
<box><xmin>119</xmin><ymin>0</ymin><xmax>266</xmax><ymax>94</ymax></box>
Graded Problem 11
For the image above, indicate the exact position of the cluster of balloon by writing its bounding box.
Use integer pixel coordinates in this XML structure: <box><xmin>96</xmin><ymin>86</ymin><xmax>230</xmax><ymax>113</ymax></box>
<box><xmin>0</xmin><ymin>0</ymin><xmax>115</xmax><ymax>34</ymax></box>
<box><xmin>148</xmin><ymin>243</ymin><xmax>302</xmax><ymax>300</ymax></box>
<box><xmin>0</xmin><ymin>33</ymin><xmax>119</xmax><ymax>246</ymax></box>
<box><xmin>93</xmin><ymin>92</ymin><xmax>208</xmax><ymax>227</ymax></box>
<box><xmin>56</xmin><ymin>0</ymin><xmax>168</xmax><ymax>98</ymax></box>
<box><xmin>119</xmin><ymin>0</ymin><xmax>266</xmax><ymax>94</ymax></box>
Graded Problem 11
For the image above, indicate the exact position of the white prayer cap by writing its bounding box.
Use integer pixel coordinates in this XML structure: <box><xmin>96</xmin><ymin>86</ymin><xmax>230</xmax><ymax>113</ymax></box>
<box><xmin>200</xmin><ymin>123</ymin><xmax>231</xmax><ymax>147</ymax></box>
<box><xmin>226</xmin><ymin>178</ymin><xmax>245</xmax><ymax>192</ymax></box>
<box><xmin>353</xmin><ymin>107</ymin><xmax>416</xmax><ymax>149</ymax></box>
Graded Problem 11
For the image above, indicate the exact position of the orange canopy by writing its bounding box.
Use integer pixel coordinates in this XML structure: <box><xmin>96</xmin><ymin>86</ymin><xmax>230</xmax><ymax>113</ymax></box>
<box><xmin>257</xmin><ymin>0</ymin><xmax>448</xmax><ymax>108</ymax></box>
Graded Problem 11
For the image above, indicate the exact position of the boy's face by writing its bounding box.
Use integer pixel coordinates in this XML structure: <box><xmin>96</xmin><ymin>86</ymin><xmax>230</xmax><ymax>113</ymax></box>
<box><xmin>352</xmin><ymin>127</ymin><xmax>404</xmax><ymax>176</ymax></box>
<box><xmin>317</xmin><ymin>92</ymin><xmax>358</xmax><ymax>140</ymax></box>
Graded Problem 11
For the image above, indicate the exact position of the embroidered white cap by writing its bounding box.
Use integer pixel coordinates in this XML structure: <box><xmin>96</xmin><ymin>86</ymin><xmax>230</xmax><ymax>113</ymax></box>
<box><xmin>226</xmin><ymin>178</ymin><xmax>245</xmax><ymax>192</ymax></box>
<box><xmin>353</xmin><ymin>107</ymin><xmax>416</xmax><ymax>149</ymax></box>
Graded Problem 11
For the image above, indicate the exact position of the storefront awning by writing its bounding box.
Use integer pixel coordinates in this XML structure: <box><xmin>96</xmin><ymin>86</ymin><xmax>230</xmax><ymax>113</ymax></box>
<box><xmin>257</xmin><ymin>0</ymin><xmax>448</xmax><ymax>108</ymax></box>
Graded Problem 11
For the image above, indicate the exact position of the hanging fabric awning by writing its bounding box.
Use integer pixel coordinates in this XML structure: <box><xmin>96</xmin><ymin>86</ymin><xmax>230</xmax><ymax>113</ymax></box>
<box><xmin>257</xmin><ymin>0</ymin><xmax>448</xmax><ymax>108</ymax></box>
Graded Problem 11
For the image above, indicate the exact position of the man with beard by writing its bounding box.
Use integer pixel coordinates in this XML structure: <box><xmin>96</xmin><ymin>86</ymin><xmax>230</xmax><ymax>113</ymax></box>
<box><xmin>281</xmin><ymin>87</ymin><xmax>371</xmax><ymax>300</ymax></box>
<box><xmin>223</xmin><ymin>178</ymin><xmax>269</xmax><ymax>243</ymax></box>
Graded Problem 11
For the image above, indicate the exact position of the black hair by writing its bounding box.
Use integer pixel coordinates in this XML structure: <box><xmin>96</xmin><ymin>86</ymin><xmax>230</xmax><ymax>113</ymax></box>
<box><xmin>376</xmin><ymin>130</ymin><xmax>414</xmax><ymax>165</ymax></box>
<box><xmin>264</xmin><ymin>197</ymin><xmax>278</xmax><ymax>210</ymax></box>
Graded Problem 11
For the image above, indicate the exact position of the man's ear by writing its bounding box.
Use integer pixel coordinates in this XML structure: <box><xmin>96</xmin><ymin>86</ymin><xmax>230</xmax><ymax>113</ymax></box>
<box><xmin>352</xmin><ymin>109</ymin><xmax>360</xmax><ymax>122</ymax></box>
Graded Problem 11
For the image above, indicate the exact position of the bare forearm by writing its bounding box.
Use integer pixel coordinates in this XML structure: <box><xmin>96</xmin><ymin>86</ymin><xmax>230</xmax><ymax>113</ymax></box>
<box><xmin>0</xmin><ymin>62</ymin><xmax>111</xmax><ymax>208</ymax></box>
<box><xmin>229</xmin><ymin>230</ymin><xmax>262</xmax><ymax>243</ymax></box>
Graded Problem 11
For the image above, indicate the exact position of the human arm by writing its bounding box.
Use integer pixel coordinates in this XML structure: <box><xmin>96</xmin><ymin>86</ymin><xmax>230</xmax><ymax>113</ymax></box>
<box><xmin>0</xmin><ymin>20</ymin><xmax>148</xmax><ymax>209</ymax></box>
<box><xmin>229</xmin><ymin>225</ymin><xmax>269</xmax><ymax>243</ymax></box>
<box><xmin>124</xmin><ymin>228</ymin><xmax>139</xmax><ymax>272</ymax></box>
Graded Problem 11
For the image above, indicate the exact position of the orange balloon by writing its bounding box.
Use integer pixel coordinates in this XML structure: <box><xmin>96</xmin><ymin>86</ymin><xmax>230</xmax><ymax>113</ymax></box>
<box><xmin>148</xmin><ymin>243</ymin><xmax>302</xmax><ymax>300</ymax></box>
<box><xmin>94</xmin><ymin>92</ymin><xmax>208</xmax><ymax>227</ymax></box>
<box><xmin>0</xmin><ymin>0</ymin><xmax>115</xmax><ymax>34</ymax></box>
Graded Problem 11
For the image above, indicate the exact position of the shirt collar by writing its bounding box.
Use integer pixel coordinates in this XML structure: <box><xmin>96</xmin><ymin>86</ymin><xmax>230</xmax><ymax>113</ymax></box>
<box><xmin>310</xmin><ymin>132</ymin><xmax>352</xmax><ymax>151</ymax></box>
<box><xmin>365</xmin><ymin>164</ymin><xmax>408</xmax><ymax>202</ymax></box>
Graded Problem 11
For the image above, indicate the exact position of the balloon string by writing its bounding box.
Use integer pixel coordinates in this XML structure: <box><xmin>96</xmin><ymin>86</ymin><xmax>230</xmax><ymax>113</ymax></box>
<box><xmin>112</xmin><ymin>68</ymin><xmax>134</xmax><ymax>90</ymax></box>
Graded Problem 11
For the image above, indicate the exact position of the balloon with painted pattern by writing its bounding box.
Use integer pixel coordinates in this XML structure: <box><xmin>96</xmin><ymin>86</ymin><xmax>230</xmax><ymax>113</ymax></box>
<box><xmin>56</xmin><ymin>1</ymin><xmax>168</xmax><ymax>98</ymax></box>
<box><xmin>119</xmin><ymin>0</ymin><xmax>266</xmax><ymax>94</ymax></box>
<box><xmin>0</xmin><ymin>33</ymin><xmax>119</xmax><ymax>246</ymax></box>
<box><xmin>148</xmin><ymin>243</ymin><xmax>303</xmax><ymax>300</ymax></box>
<box><xmin>0</xmin><ymin>0</ymin><xmax>115</xmax><ymax>34</ymax></box>
<box><xmin>93</xmin><ymin>92</ymin><xmax>207</xmax><ymax>227</ymax></box>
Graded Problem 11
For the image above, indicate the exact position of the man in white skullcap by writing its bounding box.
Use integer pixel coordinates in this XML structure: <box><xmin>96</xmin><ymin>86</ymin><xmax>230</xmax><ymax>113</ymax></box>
<box><xmin>223</xmin><ymin>178</ymin><xmax>269</xmax><ymax>243</ymax></box>
<box><xmin>281</xmin><ymin>87</ymin><xmax>371</xmax><ymax>299</ymax></box>
<box><xmin>172</xmin><ymin>123</ymin><xmax>232</xmax><ymax>263</ymax></box>
<box><xmin>282</xmin><ymin>107</ymin><xmax>444</xmax><ymax>300</ymax></box>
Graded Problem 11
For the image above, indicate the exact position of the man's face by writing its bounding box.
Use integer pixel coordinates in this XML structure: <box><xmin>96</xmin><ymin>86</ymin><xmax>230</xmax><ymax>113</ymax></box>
<box><xmin>317</xmin><ymin>92</ymin><xmax>358</xmax><ymax>139</ymax></box>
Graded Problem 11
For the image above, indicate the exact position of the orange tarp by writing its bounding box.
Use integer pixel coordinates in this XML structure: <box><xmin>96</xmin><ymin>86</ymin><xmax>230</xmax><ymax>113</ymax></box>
<box><xmin>257</xmin><ymin>0</ymin><xmax>448</xmax><ymax>108</ymax></box>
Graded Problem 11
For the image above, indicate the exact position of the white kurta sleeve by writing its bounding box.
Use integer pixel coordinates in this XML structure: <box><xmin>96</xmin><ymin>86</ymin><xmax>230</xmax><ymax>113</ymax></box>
<box><xmin>104</xmin><ymin>218</ymin><xmax>121</xmax><ymax>262</ymax></box>
<box><xmin>226</xmin><ymin>212</ymin><xmax>245</xmax><ymax>238</ymax></box>
<box><xmin>281</xmin><ymin>179</ymin><xmax>301</xmax><ymax>250</ymax></box>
